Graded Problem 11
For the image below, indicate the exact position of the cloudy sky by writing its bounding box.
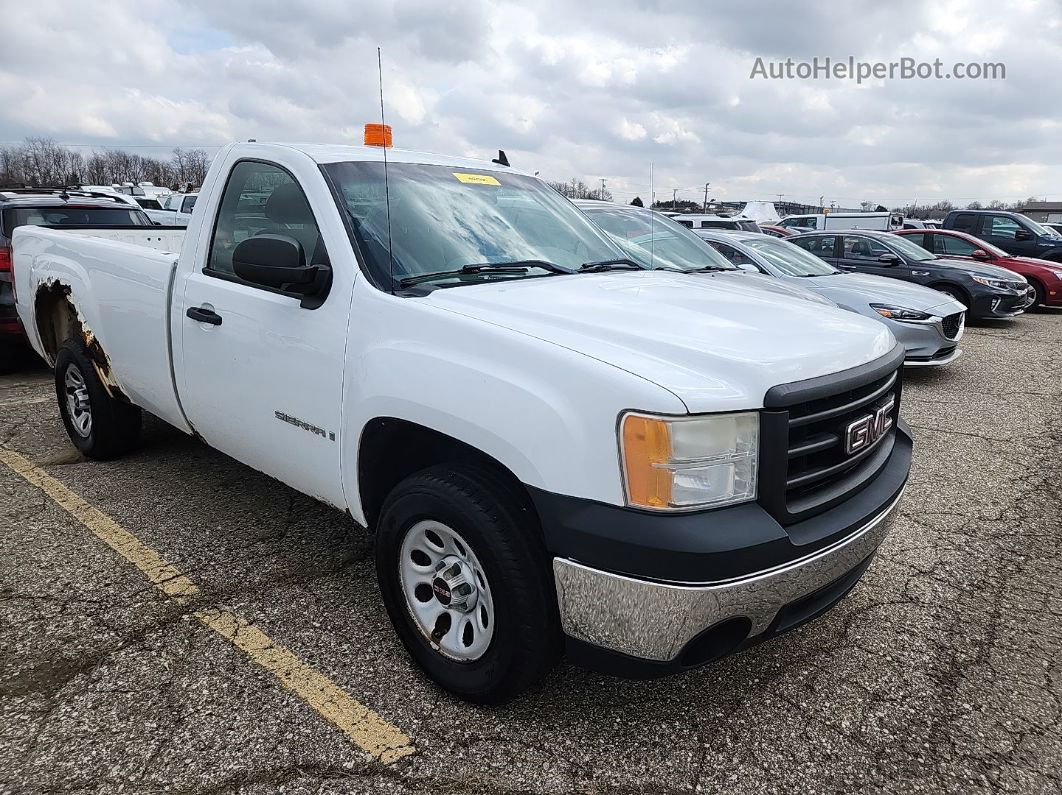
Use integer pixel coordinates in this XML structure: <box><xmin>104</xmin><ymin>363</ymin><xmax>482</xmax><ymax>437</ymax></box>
<box><xmin>1</xmin><ymin>0</ymin><xmax>1060</xmax><ymax>208</ymax></box>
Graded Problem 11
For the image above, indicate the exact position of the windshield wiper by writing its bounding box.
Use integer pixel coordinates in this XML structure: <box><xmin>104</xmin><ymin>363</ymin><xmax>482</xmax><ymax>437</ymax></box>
<box><xmin>679</xmin><ymin>265</ymin><xmax>736</xmax><ymax>273</ymax></box>
<box><xmin>578</xmin><ymin>258</ymin><xmax>645</xmax><ymax>272</ymax></box>
<box><xmin>398</xmin><ymin>260</ymin><xmax>567</xmax><ymax>287</ymax></box>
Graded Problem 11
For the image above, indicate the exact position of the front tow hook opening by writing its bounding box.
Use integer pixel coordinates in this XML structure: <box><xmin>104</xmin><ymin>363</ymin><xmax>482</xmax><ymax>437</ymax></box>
<box><xmin>678</xmin><ymin>617</ymin><xmax>752</xmax><ymax>668</ymax></box>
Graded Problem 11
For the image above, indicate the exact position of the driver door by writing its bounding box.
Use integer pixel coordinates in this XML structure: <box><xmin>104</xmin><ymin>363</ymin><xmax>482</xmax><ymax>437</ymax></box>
<box><xmin>176</xmin><ymin>158</ymin><xmax>350</xmax><ymax>509</ymax></box>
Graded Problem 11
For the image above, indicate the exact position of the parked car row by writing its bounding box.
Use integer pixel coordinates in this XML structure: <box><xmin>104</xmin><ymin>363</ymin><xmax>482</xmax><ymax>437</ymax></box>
<box><xmin>788</xmin><ymin>230</ymin><xmax>1036</xmax><ymax>319</ymax></box>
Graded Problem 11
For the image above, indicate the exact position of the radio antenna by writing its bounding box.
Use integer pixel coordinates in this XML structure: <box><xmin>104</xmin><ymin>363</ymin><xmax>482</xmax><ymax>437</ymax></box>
<box><xmin>378</xmin><ymin>47</ymin><xmax>396</xmax><ymax>293</ymax></box>
<box><xmin>649</xmin><ymin>162</ymin><xmax>655</xmax><ymax>269</ymax></box>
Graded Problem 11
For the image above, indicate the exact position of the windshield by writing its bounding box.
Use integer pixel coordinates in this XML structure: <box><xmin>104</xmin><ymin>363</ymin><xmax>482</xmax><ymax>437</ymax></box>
<box><xmin>4</xmin><ymin>207</ymin><xmax>151</xmax><ymax>229</ymax></box>
<box><xmin>743</xmin><ymin>237</ymin><xmax>839</xmax><ymax>276</ymax></box>
<box><xmin>1022</xmin><ymin>216</ymin><xmax>1062</xmax><ymax>238</ymax></box>
<box><xmin>582</xmin><ymin>207</ymin><xmax>736</xmax><ymax>271</ymax></box>
<box><xmin>883</xmin><ymin>233</ymin><xmax>936</xmax><ymax>261</ymax></box>
<box><xmin>322</xmin><ymin>161</ymin><xmax>627</xmax><ymax>287</ymax></box>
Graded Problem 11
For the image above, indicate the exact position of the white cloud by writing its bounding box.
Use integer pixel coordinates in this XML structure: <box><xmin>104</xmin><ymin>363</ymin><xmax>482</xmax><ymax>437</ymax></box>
<box><xmin>0</xmin><ymin>0</ymin><xmax>1061</xmax><ymax>207</ymax></box>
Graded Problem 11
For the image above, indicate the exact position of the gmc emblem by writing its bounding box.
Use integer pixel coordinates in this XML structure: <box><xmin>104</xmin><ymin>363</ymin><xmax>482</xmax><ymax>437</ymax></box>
<box><xmin>844</xmin><ymin>398</ymin><xmax>895</xmax><ymax>455</ymax></box>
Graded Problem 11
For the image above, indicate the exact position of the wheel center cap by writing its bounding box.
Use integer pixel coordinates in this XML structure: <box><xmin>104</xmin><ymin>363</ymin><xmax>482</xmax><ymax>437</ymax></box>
<box><xmin>432</xmin><ymin>555</ymin><xmax>478</xmax><ymax>613</ymax></box>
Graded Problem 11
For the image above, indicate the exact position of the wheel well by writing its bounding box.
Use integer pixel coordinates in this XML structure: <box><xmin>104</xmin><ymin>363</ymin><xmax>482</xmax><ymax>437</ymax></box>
<box><xmin>928</xmin><ymin>282</ymin><xmax>970</xmax><ymax>304</ymax></box>
<box><xmin>34</xmin><ymin>282</ymin><xmax>81</xmax><ymax>364</ymax></box>
<box><xmin>33</xmin><ymin>282</ymin><xmax>127</xmax><ymax>401</ymax></box>
<box><xmin>357</xmin><ymin>418</ymin><xmax>537</xmax><ymax>532</ymax></box>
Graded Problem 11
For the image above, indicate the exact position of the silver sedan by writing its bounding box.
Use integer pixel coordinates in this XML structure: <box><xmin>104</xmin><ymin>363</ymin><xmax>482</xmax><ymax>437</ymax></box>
<box><xmin>695</xmin><ymin>230</ymin><xmax>966</xmax><ymax>367</ymax></box>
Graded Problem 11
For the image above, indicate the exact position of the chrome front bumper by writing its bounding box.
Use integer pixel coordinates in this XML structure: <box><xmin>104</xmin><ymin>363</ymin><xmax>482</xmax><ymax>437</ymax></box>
<box><xmin>553</xmin><ymin>489</ymin><xmax>904</xmax><ymax>662</ymax></box>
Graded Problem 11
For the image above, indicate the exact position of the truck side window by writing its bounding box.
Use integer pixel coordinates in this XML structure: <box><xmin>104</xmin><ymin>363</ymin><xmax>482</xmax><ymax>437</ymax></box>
<box><xmin>950</xmin><ymin>213</ymin><xmax>976</xmax><ymax>233</ymax></box>
<box><xmin>207</xmin><ymin>161</ymin><xmax>326</xmax><ymax>278</ymax></box>
<box><xmin>985</xmin><ymin>215</ymin><xmax>1020</xmax><ymax>240</ymax></box>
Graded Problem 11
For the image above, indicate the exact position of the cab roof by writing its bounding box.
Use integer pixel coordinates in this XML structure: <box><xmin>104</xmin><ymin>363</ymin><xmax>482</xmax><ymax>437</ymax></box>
<box><xmin>242</xmin><ymin>142</ymin><xmax>534</xmax><ymax>177</ymax></box>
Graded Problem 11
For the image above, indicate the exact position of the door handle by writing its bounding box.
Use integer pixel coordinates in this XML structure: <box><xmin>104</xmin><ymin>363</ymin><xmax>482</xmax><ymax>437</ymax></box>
<box><xmin>186</xmin><ymin>306</ymin><xmax>223</xmax><ymax>326</ymax></box>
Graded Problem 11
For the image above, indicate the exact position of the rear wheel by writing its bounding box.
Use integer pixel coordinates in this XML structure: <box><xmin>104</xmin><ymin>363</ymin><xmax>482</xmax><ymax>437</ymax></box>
<box><xmin>375</xmin><ymin>463</ymin><xmax>561</xmax><ymax>704</ymax></box>
<box><xmin>55</xmin><ymin>339</ymin><xmax>141</xmax><ymax>459</ymax></box>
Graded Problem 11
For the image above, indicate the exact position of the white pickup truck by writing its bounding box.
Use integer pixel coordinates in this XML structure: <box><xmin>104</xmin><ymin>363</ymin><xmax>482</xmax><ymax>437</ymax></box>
<box><xmin>13</xmin><ymin>141</ymin><xmax>912</xmax><ymax>702</ymax></box>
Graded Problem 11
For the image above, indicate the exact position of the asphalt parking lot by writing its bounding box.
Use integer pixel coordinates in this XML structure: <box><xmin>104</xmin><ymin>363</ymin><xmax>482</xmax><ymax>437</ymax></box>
<box><xmin>2</xmin><ymin>311</ymin><xmax>1061</xmax><ymax>795</ymax></box>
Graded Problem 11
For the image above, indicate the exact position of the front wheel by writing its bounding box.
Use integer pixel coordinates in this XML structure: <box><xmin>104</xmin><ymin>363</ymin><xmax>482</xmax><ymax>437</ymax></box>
<box><xmin>55</xmin><ymin>339</ymin><xmax>142</xmax><ymax>459</ymax></box>
<box><xmin>375</xmin><ymin>464</ymin><xmax>562</xmax><ymax>704</ymax></box>
<box><xmin>1029</xmin><ymin>279</ymin><xmax>1046</xmax><ymax>308</ymax></box>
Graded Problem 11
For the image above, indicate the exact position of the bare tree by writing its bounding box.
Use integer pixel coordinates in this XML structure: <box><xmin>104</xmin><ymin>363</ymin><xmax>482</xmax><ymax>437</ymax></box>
<box><xmin>546</xmin><ymin>177</ymin><xmax>612</xmax><ymax>201</ymax></box>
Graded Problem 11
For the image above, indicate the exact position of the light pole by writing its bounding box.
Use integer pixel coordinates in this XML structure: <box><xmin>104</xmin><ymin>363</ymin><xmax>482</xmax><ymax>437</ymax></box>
<box><xmin>703</xmin><ymin>182</ymin><xmax>710</xmax><ymax>213</ymax></box>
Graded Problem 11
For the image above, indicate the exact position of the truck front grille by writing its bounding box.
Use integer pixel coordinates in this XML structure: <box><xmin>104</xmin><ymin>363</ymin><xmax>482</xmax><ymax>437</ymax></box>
<box><xmin>757</xmin><ymin>349</ymin><xmax>904</xmax><ymax>525</ymax></box>
<box><xmin>784</xmin><ymin>372</ymin><xmax>899</xmax><ymax>508</ymax></box>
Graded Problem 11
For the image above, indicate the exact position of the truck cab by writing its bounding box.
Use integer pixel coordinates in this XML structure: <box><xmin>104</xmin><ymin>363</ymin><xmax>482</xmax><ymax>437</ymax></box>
<box><xmin>942</xmin><ymin>209</ymin><xmax>1062</xmax><ymax>262</ymax></box>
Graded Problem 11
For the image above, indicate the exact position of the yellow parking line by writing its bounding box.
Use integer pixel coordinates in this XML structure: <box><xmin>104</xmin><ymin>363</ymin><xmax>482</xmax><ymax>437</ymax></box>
<box><xmin>0</xmin><ymin>447</ymin><xmax>415</xmax><ymax>764</ymax></box>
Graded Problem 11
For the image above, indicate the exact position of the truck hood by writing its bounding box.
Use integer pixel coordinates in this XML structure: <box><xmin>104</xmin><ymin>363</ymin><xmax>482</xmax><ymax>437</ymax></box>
<box><xmin>797</xmin><ymin>272</ymin><xmax>963</xmax><ymax>314</ymax></box>
<box><xmin>424</xmin><ymin>271</ymin><xmax>896</xmax><ymax>413</ymax></box>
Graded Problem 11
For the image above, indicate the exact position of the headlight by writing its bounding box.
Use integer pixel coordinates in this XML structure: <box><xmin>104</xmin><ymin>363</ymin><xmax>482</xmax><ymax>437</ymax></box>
<box><xmin>620</xmin><ymin>412</ymin><xmax>758</xmax><ymax>510</ymax></box>
<box><xmin>971</xmin><ymin>275</ymin><xmax>1012</xmax><ymax>290</ymax></box>
<box><xmin>870</xmin><ymin>304</ymin><xmax>933</xmax><ymax>321</ymax></box>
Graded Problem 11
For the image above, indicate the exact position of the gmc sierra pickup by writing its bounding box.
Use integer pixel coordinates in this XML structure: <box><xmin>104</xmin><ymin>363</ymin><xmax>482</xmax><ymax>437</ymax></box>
<box><xmin>13</xmin><ymin>141</ymin><xmax>912</xmax><ymax>703</ymax></box>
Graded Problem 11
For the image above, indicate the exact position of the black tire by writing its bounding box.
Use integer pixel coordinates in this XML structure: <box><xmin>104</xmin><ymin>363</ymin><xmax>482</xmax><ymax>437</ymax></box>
<box><xmin>935</xmin><ymin>284</ymin><xmax>969</xmax><ymax>307</ymax></box>
<box><xmin>375</xmin><ymin>463</ymin><xmax>561</xmax><ymax>704</ymax></box>
<box><xmin>1028</xmin><ymin>279</ymin><xmax>1046</xmax><ymax>309</ymax></box>
<box><xmin>55</xmin><ymin>338</ymin><xmax>141</xmax><ymax>460</ymax></box>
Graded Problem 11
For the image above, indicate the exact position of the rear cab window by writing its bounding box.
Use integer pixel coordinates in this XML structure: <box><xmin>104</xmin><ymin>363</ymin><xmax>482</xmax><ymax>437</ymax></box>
<box><xmin>950</xmin><ymin>213</ymin><xmax>978</xmax><ymax>233</ymax></box>
<box><xmin>2</xmin><ymin>206</ymin><xmax>151</xmax><ymax>230</ymax></box>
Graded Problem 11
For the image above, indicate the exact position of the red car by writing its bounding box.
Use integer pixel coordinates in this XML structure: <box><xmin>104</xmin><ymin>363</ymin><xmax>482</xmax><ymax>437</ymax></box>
<box><xmin>894</xmin><ymin>228</ymin><xmax>1062</xmax><ymax>308</ymax></box>
<box><xmin>759</xmin><ymin>224</ymin><xmax>794</xmax><ymax>238</ymax></box>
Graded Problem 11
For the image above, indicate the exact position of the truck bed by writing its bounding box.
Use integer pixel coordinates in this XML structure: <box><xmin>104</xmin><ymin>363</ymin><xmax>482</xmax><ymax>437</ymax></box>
<box><xmin>12</xmin><ymin>225</ymin><xmax>190</xmax><ymax>433</ymax></box>
<box><xmin>41</xmin><ymin>224</ymin><xmax>186</xmax><ymax>254</ymax></box>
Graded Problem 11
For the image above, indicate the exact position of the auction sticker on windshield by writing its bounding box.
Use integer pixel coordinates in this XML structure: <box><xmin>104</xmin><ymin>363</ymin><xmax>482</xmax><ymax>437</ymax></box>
<box><xmin>453</xmin><ymin>172</ymin><xmax>501</xmax><ymax>186</ymax></box>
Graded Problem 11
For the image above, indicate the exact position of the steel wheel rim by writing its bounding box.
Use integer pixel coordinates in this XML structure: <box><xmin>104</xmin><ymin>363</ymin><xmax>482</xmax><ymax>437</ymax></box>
<box><xmin>399</xmin><ymin>520</ymin><xmax>495</xmax><ymax>662</ymax></box>
<box><xmin>64</xmin><ymin>365</ymin><xmax>92</xmax><ymax>437</ymax></box>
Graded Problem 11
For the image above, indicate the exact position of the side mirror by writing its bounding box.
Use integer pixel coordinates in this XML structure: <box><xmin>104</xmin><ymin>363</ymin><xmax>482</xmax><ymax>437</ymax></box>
<box><xmin>971</xmin><ymin>249</ymin><xmax>990</xmax><ymax>259</ymax></box>
<box><xmin>1014</xmin><ymin>229</ymin><xmax>1033</xmax><ymax>241</ymax></box>
<box><xmin>736</xmin><ymin>262</ymin><xmax>760</xmax><ymax>273</ymax></box>
<box><xmin>232</xmin><ymin>234</ymin><xmax>331</xmax><ymax>309</ymax></box>
<box><xmin>877</xmin><ymin>253</ymin><xmax>901</xmax><ymax>265</ymax></box>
